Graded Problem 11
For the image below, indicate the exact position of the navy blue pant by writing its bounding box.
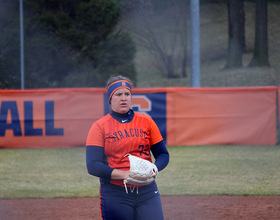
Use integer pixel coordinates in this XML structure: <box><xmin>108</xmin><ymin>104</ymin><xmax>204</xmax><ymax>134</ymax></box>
<box><xmin>99</xmin><ymin>181</ymin><xmax>164</xmax><ymax>220</ymax></box>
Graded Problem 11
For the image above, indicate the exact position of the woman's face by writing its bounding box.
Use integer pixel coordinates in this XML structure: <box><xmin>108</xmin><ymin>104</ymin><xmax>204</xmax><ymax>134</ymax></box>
<box><xmin>110</xmin><ymin>88</ymin><xmax>132</xmax><ymax>114</ymax></box>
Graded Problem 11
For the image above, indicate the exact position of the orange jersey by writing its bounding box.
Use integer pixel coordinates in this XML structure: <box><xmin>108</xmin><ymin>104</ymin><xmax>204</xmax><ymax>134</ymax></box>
<box><xmin>86</xmin><ymin>112</ymin><xmax>163</xmax><ymax>186</ymax></box>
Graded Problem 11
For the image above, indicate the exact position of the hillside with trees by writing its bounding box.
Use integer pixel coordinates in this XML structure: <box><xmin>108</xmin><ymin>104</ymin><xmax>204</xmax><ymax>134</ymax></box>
<box><xmin>0</xmin><ymin>0</ymin><xmax>279</xmax><ymax>89</ymax></box>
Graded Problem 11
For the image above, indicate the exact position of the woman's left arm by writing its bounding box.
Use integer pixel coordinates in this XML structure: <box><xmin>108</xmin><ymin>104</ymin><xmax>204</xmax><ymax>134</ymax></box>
<box><xmin>150</xmin><ymin>140</ymin><xmax>169</xmax><ymax>171</ymax></box>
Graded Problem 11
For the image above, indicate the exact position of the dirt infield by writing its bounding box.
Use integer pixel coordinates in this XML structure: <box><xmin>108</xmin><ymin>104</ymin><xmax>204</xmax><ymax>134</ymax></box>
<box><xmin>1</xmin><ymin>196</ymin><xmax>280</xmax><ymax>220</ymax></box>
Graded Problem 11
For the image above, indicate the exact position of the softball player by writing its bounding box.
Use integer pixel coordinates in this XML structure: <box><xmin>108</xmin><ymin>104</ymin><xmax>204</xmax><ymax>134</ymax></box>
<box><xmin>86</xmin><ymin>75</ymin><xmax>169</xmax><ymax>220</ymax></box>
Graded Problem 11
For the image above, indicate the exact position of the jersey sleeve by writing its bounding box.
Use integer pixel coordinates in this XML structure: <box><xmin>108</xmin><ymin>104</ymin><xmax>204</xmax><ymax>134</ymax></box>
<box><xmin>86</xmin><ymin>121</ymin><xmax>104</xmax><ymax>147</ymax></box>
<box><xmin>149</xmin><ymin>117</ymin><xmax>163</xmax><ymax>145</ymax></box>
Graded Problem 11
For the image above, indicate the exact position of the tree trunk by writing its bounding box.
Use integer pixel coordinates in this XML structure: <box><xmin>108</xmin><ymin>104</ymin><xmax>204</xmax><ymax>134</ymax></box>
<box><xmin>249</xmin><ymin>0</ymin><xmax>270</xmax><ymax>67</ymax></box>
<box><xmin>181</xmin><ymin>47</ymin><xmax>187</xmax><ymax>78</ymax></box>
<box><xmin>240</xmin><ymin>1</ymin><xmax>246</xmax><ymax>53</ymax></box>
<box><xmin>224</xmin><ymin>0</ymin><xmax>244</xmax><ymax>68</ymax></box>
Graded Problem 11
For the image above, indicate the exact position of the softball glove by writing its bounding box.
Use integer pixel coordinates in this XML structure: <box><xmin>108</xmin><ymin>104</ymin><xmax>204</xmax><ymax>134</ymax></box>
<box><xmin>123</xmin><ymin>154</ymin><xmax>158</xmax><ymax>193</ymax></box>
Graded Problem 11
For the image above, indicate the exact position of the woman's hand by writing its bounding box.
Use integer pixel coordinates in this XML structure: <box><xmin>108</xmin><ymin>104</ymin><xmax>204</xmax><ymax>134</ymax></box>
<box><xmin>111</xmin><ymin>169</ymin><xmax>130</xmax><ymax>180</ymax></box>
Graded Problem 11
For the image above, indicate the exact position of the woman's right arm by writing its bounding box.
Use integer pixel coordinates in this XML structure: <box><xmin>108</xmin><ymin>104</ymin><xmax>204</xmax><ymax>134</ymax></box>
<box><xmin>86</xmin><ymin>145</ymin><xmax>113</xmax><ymax>179</ymax></box>
<box><xmin>86</xmin><ymin>145</ymin><xmax>129</xmax><ymax>180</ymax></box>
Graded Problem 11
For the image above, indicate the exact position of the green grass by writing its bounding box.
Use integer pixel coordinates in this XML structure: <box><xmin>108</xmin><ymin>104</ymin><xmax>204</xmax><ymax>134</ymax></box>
<box><xmin>0</xmin><ymin>148</ymin><xmax>98</xmax><ymax>198</ymax></box>
<box><xmin>0</xmin><ymin>146</ymin><xmax>280</xmax><ymax>199</ymax></box>
<box><xmin>157</xmin><ymin>145</ymin><xmax>280</xmax><ymax>196</ymax></box>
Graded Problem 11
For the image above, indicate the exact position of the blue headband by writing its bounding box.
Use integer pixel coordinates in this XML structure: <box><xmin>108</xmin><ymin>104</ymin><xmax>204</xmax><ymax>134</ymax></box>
<box><xmin>107</xmin><ymin>80</ymin><xmax>132</xmax><ymax>103</ymax></box>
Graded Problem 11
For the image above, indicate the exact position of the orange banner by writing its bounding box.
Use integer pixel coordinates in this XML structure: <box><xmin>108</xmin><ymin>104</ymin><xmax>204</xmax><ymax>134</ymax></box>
<box><xmin>166</xmin><ymin>87</ymin><xmax>277</xmax><ymax>146</ymax></box>
<box><xmin>0</xmin><ymin>87</ymin><xmax>277</xmax><ymax>148</ymax></box>
<box><xmin>0</xmin><ymin>88</ymin><xmax>104</xmax><ymax>148</ymax></box>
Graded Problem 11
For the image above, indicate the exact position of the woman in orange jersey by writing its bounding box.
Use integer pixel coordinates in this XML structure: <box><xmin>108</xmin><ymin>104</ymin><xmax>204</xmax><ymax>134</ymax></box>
<box><xmin>86</xmin><ymin>75</ymin><xmax>169</xmax><ymax>220</ymax></box>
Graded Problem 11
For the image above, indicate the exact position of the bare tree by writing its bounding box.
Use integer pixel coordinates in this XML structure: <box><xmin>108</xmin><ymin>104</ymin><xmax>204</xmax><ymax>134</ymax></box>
<box><xmin>249</xmin><ymin>0</ymin><xmax>270</xmax><ymax>67</ymax></box>
<box><xmin>225</xmin><ymin>0</ymin><xmax>245</xmax><ymax>68</ymax></box>
<box><xmin>123</xmin><ymin>0</ymin><xmax>189</xmax><ymax>79</ymax></box>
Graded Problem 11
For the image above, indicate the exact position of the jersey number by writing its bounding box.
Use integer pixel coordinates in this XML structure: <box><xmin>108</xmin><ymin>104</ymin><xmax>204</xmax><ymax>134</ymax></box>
<box><xmin>138</xmin><ymin>144</ymin><xmax>150</xmax><ymax>156</ymax></box>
